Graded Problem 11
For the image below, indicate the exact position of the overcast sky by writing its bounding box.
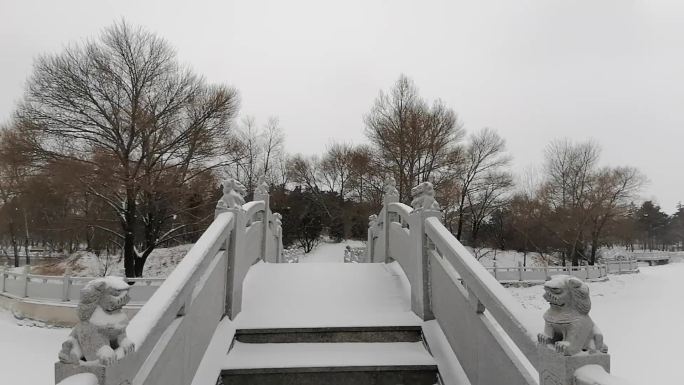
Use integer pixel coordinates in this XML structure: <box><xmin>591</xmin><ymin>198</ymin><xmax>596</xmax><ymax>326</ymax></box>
<box><xmin>1</xmin><ymin>0</ymin><xmax>682</xmax><ymax>212</ymax></box>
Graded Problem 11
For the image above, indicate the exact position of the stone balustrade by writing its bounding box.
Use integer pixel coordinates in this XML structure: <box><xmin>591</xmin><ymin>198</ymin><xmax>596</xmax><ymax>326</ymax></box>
<box><xmin>367</xmin><ymin>179</ymin><xmax>634</xmax><ymax>385</ymax></box>
<box><xmin>53</xmin><ymin>177</ymin><xmax>283</xmax><ymax>385</ymax></box>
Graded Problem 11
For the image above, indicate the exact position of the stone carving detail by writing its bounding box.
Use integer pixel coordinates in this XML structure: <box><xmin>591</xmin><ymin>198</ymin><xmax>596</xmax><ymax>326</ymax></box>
<box><xmin>58</xmin><ymin>277</ymin><xmax>135</xmax><ymax>366</ymax></box>
<box><xmin>537</xmin><ymin>275</ymin><xmax>608</xmax><ymax>356</ymax></box>
<box><xmin>410</xmin><ymin>181</ymin><xmax>440</xmax><ymax>211</ymax></box>
<box><xmin>368</xmin><ymin>214</ymin><xmax>378</xmax><ymax>228</ymax></box>
<box><xmin>217</xmin><ymin>178</ymin><xmax>246</xmax><ymax>210</ymax></box>
<box><xmin>383</xmin><ymin>176</ymin><xmax>399</xmax><ymax>198</ymax></box>
<box><xmin>255</xmin><ymin>175</ymin><xmax>269</xmax><ymax>195</ymax></box>
<box><xmin>273</xmin><ymin>212</ymin><xmax>282</xmax><ymax>226</ymax></box>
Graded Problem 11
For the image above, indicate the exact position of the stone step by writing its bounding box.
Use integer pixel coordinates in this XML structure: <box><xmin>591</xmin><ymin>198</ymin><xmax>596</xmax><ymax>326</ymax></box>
<box><xmin>235</xmin><ymin>325</ymin><xmax>423</xmax><ymax>343</ymax></box>
<box><xmin>219</xmin><ymin>341</ymin><xmax>440</xmax><ymax>385</ymax></box>
<box><xmin>220</xmin><ymin>365</ymin><xmax>440</xmax><ymax>385</ymax></box>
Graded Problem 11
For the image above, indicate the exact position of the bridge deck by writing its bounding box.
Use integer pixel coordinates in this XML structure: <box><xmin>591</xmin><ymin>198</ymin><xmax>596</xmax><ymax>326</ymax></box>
<box><xmin>235</xmin><ymin>261</ymin><xmax>421</xmax><ymax>328</ymax></box>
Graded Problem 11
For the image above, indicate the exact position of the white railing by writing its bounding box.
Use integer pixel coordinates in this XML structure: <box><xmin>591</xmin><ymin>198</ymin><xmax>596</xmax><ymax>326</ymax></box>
<box><xmin>604</xmin><ymin>258</ymin><xmax>639</xmax><ymax>274</ymax></box>
<box><xmin>0</xmin><ymin>267</ymin><xmax>164</xmax><ymax>303</ymax></box>
<box><xmin>367</xmin><ymin>181</ymin><xmax>632</xmax><ymax>385</ymax></box>
<box><xmin>425</xmin><ymin>217</ymin><xmax>538</xmax><ymax>385</ymax></box>
<box><xmin>54</xmin><ymin>182</ymin><xmax>283</xmax><ymax>385</ymax></box>
<box><xmin>486</xmin><ymin>263</ymin><xmax>608</xmax><ymax>283</ymax></box>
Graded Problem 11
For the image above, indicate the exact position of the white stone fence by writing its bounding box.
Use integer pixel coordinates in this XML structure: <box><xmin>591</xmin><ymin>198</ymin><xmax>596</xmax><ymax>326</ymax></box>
<box><xmin>0</xmin><ymin>267</ymin><xmax>164</xmax><ymax>303</ymax></box>
<box><xmin>485</xmin><ymin>258</ymin><xmax>638</xmax><ymax>283</ymax></box>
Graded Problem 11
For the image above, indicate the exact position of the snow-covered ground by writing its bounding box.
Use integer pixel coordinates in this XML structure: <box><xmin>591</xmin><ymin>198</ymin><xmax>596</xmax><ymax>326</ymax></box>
<box><xmin>298</xmin><ymin>240</ymin><xmax>366</xmax><ymax>263</ymax></box>
<box><xmin>0</xmin><ymin>309</ymin><xmax>70</xmax><ymax>384</ymax></box>
<box><xmin>2</xmin><ymin>240</ymin><xmax>681</xmax><ymax>384</ymax></box>
<box><xmin>508</xmin><ymin>262</ymin><xmax>684</xmax><ymax>385</ymax></box>
<box><xmin>9</xmin><ymin>244</ymin><xmax>193</xmax><ymax>277</ymax></box>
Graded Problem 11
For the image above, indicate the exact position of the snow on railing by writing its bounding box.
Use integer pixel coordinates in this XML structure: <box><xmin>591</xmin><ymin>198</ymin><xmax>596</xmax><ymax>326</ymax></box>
<box><xmin>574</xmin><ymin>365</ymin><xmax>633</xmax><ymax>385</ymax></box>
<box><xmin>126</xmin><ymin>210</ymin><xmax>235</xmax><ymax>346</ymax></box>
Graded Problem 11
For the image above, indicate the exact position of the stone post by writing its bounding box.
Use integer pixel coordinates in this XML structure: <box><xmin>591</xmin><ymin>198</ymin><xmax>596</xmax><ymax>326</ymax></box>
<box><xmin>0</xmin><ymin>266</ymin><xmax>5</xmax><ymax>293</ymax></box>
<box><xmin>224</xmin><ymin>206</ymin><xmax>245</xmax><ymax>319</ymax></box>
<box><xmin>493</xmin><ymin>260</ymin><xmax>498</xmax><ymax>280</ymax></box>
<box><xmin>255</xmin><ymin>200</ymin><xmax>272</xmax><ymax>262</ymax></box>
<box><xmin>367</xmin><ymin>215</ymin><xmax>378</xmax><ymax>263</ymax></box>
<box><xmin>382</xmin><ymin>177</ymin><xmax>399</xmax><ymax>263</ymax></box>
<box><xmin>517</xmin><ymin>261</ymin><xmax>524</xmax><ymax>281</ymax></box>
<box><xmin>215</xmin><ymin>178</ymin><xmax>247</xmax><ymax>320</ymax></box>
<box><xmin>62</xmin><ymin>267</ymin><xmax>71</xmax><ymax>302</ymax></box>
<box><xmin>22</xmin><ymin>264</ymin><xmax>30</xmax><ymax>297</ymax></box>
<box><xmin>273</xmin><ymin>213</ymin><xmax>283</xmax><ymax>263</ymax></box>
<box><xmin>537</xmin><ymin>275</ymin><xmax>611</xmax><ymax>385</ymax></box>
<box><xmin>408</xmin><ymin>181</ymin><xmax>441</xmax><ymax>321</ymax></box>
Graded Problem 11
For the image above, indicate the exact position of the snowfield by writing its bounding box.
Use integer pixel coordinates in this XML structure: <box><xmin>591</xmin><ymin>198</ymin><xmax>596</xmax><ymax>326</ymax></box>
<box><xmin>1</xmin><ymin>242</ymin><xmax>682</xmax><ymax>384</ymax></box>
<box><xmin>0</xmin><ymin>310</ymin><xmax>69</xmax><ymax>384</ymax></box>
<box><xmin>508</xmin><ymin>262</ymin><xmax>684</xmax><ymax>385</ymax></box>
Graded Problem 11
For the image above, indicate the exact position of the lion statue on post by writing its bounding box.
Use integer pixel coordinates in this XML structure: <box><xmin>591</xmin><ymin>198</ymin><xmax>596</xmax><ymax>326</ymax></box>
<box><xmin>537</xmin><ymin>275</ymin><xmax>608</xmax><ymax>356</ymax></box>
<box><xmin>59</xmin><ymin>277</ymin><xmax>135</xmax><ymax>366</ymax></box>
<box><xmin>410</xmin><ymin>181</ymin><xmax>440</xmax><ymax>211</ymax></box>
<box><xmin>216</xmin><ymin>178</ymin><xmax>246</xmax><ymax>210</ymax></box>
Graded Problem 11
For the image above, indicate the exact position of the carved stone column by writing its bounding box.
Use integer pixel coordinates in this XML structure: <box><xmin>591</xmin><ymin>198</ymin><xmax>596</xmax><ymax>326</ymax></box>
<box><xmin>382</xmin><ymin>176</ymin><xmax>399</xmax><ymax>263</ymax></box>
<box><xmin>254</xmin><ymin>176</ymin><xmax>272</xmax><ymax>263</ymax></box>
<box><xmin>215</xmin><ymin>178</ymin><xmax>247</xmax><ymax>319</ymax></box>
<box><xmin>408</xmin><ymin>181</ymin><xmax>441</xmax><ymax>321</ymax></box>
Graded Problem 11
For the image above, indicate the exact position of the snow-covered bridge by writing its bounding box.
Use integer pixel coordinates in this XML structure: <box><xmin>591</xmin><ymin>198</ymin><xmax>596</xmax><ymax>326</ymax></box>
<box><xmin>54</xmin><ymin>179</ymin><xmax>631</xmax><ymax>385</ymax></box>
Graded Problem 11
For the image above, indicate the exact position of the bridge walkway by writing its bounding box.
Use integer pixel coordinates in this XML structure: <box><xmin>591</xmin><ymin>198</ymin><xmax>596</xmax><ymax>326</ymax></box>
<box><xmin>193</xmin><ymin>260</ymin><xmax>468</xmax><ymax>385</ymax></box>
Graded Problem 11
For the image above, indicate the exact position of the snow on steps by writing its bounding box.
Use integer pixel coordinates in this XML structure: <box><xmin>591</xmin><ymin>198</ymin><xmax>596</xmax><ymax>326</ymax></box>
<box><xmin>220</xmin><ymin>341</ymin><xmax>439</xmax><ymax>385</ymax></box>
<box><xmin>235</xmin><ymin>261</ymin><xmax>421</xmax><ymax>329</ymax></box>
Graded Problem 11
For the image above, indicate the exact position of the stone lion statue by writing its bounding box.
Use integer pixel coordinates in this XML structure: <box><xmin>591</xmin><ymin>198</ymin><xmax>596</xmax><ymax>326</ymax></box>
<box><xmin>255</xmin><ymin>175</ymin><xmax>269</xmax><ymax>195</ymax></box>
<box><xmin>537</xmin><ymin>275</ymin><xmax>608</xmax><ymax>356</ymax></box>
<box><xmin>58</xmin><ymin>277</ymin><xmax>135</xmax><ymax>366</ymax></box>
<box><xmin>410</xmin><ymin>181</ymin><xmax>440</xmax><ymax>211</ymax></box>
<box><xmin>368</xmin><ymin>214</ymin><xmax>378</xmax><ymax>227</ymax></box>
<box><xmin>216</xmin><ymin>178</ymin><xmax>246</xmax><ymax>210</ymax></box>
<box><xmin>384</xmin><ymin>176</ymin><xmax>399</xmax><ymax>198</ymax></box>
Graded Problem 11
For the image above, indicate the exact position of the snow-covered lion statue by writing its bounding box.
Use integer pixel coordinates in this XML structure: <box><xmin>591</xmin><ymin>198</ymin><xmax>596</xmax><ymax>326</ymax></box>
<box><xmin>410</xmin><ymin>181</ymin><xmax>440</xmax><ymax>211</ymax></box>
<box><xmin>216</xmin><ymin>178</ymin><xmax>246</xmax><ymax>210</ymax></box>
<box><xmin>58</xmin><ymin>277</ymin><xmax>135</xmax><ymax>366</ymax></box>
<box><xmin>537</xmin><ymin>275</ymin><xmax>608</xmax><ymax>356</ymax></box>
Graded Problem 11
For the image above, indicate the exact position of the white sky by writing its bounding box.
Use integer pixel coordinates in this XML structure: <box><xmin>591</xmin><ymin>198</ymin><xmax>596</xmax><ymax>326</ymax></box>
<box><xmin>1</xmin><ymin>0</ymin><xmax>682</xmax><ymax>212</ymax></box>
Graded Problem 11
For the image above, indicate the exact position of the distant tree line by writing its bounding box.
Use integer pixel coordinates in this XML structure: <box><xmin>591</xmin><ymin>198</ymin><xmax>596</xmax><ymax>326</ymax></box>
<box><xmin>0</xmin><ymin>22</ymin><xmax>681</xmax><ymax>277</ymax></box>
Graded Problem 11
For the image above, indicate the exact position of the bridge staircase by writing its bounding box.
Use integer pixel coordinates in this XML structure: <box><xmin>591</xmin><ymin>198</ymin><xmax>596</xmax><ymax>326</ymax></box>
<box><xmin>205</xmin><ymin>262</ymin><xmax>454</xmax><ymax>385</ymax></box>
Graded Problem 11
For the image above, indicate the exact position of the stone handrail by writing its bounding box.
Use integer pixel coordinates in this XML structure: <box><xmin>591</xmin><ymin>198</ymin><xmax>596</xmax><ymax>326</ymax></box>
<box><xmin>368</xmin><ymin>180</ymin><xmax>634</xmax><ymax>385</ymax></box>
<box><xmin>243</xmin><ymin>200</ymin><xmax>265</xmax><ymax>220</ymax></box>
<box><xmin>574</xmin><ymin>365</ymin><xmax>632</xmax><ymax>385</ymax></box>
<box><xmin>424</xmin><ymin>217</ymin><xmax>539</xmax><ymax>383</ymax></box>
<box><xmin>54</xmin><ymin>179</ymin><xmax>284</xmax><ymax>384</ymax></box>
<box><xmin>486</xmin><ymin>263</ymin><xmax>608</xmax><ymax>282</ymax></box>
<box><xmin>604</xmin><ymin>259</ymin><xmax>639</xmax><ymax>273</ymax></box>
<box><xmin>387</xmin><ymin>201</ymin><xmax>413</xmax><ymax>225</ymax></box>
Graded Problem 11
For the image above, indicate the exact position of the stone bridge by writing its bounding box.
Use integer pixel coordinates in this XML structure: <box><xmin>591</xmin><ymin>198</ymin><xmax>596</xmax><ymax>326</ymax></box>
<box><xmin>54</xmin><ymin>178</ymin><xmax>632</xmax><ymax>385</ymax></box>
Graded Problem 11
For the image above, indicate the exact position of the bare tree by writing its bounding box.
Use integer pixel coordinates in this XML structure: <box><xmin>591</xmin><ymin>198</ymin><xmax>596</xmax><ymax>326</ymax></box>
<box><xmin>364</xmin><ymin>75</ymin><xmax>463</xmax><ymax>203</ymax></box>
<box><xmin>17</xmin><ymin>21</ymin><xmax>239</xmax><ymax>277</ymax></box>
<box><xmin>587</xmin><ymin>166</ymin><xmax>645</xmax><ymax>263</ymax></box>
<box><xmin>466</xmin><ymin>171</ymin><xmax>513</xmax><ymax>246</ymax></box>
<box><xmin>454</xmin><ymin>128</ymin><xmax>511</xmax><ymax>240</ymax></box>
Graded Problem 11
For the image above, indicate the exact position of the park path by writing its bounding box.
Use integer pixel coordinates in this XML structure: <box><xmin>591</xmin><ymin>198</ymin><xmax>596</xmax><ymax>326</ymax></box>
<box><xmin>298</xmin><ymin>240</ymin><xmax>365</xmax><ymax>263</ymax></box>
